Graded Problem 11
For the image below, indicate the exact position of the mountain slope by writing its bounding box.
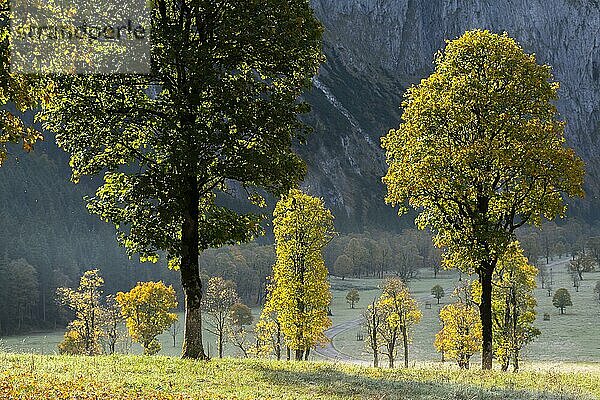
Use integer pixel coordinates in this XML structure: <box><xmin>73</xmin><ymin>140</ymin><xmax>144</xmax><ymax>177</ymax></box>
<box><xmin>306</xmin><ymin>0</ymin><xmax>600</xmax><ymax>230</ymax></box>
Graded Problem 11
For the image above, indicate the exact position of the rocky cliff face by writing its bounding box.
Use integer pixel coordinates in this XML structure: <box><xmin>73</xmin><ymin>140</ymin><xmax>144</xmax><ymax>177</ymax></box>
<box><xmin>304</xmin><ymin>0</ymin><xmax>600</xmax><ymax>231</ymax></box>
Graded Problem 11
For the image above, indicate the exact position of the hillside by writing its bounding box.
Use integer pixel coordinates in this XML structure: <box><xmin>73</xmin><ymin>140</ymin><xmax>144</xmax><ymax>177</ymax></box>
<box><xmin>306</xmin><ymin>0</ymin><xmax>600</xmax><ymax>229</ymax></box>
<box><xmin>1</xmin><ymin>0</ymin><xmax>600</xmax><ymax>334</ymax></box>
<box><xmin>0</xmin><ymin>354</ymin><xmax>598</xmax><ymax>399</ymax></box>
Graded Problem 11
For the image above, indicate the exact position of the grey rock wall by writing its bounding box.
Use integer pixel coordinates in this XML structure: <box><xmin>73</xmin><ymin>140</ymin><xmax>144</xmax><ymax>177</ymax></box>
<box><xmin>304</xmin><ymin>0</ymin><xmax>600</xmax><ymax>230</ymax></box>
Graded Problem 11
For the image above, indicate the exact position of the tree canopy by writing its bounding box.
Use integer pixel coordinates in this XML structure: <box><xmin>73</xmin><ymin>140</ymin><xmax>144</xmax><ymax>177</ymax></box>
<box><xmin>42</xmin><ymin>0</ymin><xmax>324</xmax><ymax>359</ymax></box>
<box><xmin>381</xmin><ymin>29</ymin><xmax>585</xmax><ymax>369</ymax></box>
<box><xmin>262</xmin><ymin>189</ymin><xmax>334</xmax><ymax>361</ymax></box>
<box><xmin>116</xmin><ymin>281</ymin><xmax>178</xmax><ymax>355</ymax></box>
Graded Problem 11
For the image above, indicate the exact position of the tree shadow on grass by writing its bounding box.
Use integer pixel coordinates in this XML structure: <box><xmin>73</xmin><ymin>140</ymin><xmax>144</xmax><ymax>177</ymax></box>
<box><xmin>248</xmin><ymin>363</ymin><xmax>584</xmax><ymax>400</ymax></box>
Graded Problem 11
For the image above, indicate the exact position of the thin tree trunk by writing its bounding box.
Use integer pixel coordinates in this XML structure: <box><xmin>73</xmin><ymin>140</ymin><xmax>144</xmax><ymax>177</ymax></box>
<box><xmin>180</xmin><ymin>176</ymin><xmax>208</xmax><ymax>360</ymax></box>
<box><xmin>402</xmin><ymin>327</ymin><xmax>409</xmax><ymax>368</ymax></box>
<box><xmin>512</xmin><ymin>349</ymin><xmax>519</xmax><ymax>373</ymax></box>
<box><xmin>275</xmin><ymin>324</ymin><xmax>281</xmax><ymax>360</ymax></box>
<box><xmin>286</xmin><ymin>346</ymin><xmax>290</xmax><ymax>361</ymax></box>
<box><xmin>295</xmin><ymin>349</ymin><xmax>304</xmax><ymax>361</ymax></box>
<box><xmin>218</xmin><ymin>330</ymin><xmax>223</xmax><ymax>358</ymax></box>
<box><xmin>479</xmin><ymin>262</ymin><xmax>494</xmax><ymax>370</ymax></box>
<box><xmin>304</xmin><ymin>348</ymin><xmax>310</xmax><ymax>360</ymax></box>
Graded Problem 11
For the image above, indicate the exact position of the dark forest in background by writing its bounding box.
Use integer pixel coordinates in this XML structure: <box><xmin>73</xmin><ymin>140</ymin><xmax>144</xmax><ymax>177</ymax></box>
<box><xmin>0</xmin><ymin>139</ymin><xmax>597</xmax><ymax>335</ymax></box>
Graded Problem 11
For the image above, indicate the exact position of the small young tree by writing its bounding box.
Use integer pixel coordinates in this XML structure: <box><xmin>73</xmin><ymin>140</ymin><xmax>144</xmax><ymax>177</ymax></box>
<box><xmin>169</xmin><ymin>320</ymin><xmax>181</xmax><ymax>348</ymax></box>
<box><xmin>569</xmin><ymin>253</ymin><xmax>596</xmax><ymax>281</ymax></box>
<box><xmin>346</xmin><ymin>289</ymin><xmax>360</xmax><ymax>309</ymax></box>
<box><xmin>102</xmin><ymin>295</ymin><xmax>123</xmax><ymax>355</ymax></box>
<box><xmin>363</xmin><ymin>299</ymin><xmax>382</xmax><ymax>367</ymax></box>
<box><xmin>431</xmin><ymin>285</ymin><xmax>445</xmax><ymax>304</ymax></box>
<box><xmin>377</xmin><ymin>278</ymin><xmax>422</xmax><ymax>368</ymax></box>
<box><xmin>228</xmin><ymin>302</ymin><xmax>254</xmax><ymax>358</ymax></box>
<box><xmin>594</xmin><ymin>281</ymin><xmax>600</xmax><ymax>303</ymax></box>
<box><xmin>56</xmin><ymin>269</ymin><xmax>105</xmax><ymax>355</ymax></box>
<box><xmin>552</xmin><ymin>288</ymin><xmax>573</xmax><ymax>315</ymax></box>
<box><xmin>268</xmin><ymin>189</ymin><xmax>334</xmax><ymax>361</ymax></box>
<box><xmin>435</xmin><ymin>302</ymin><xmax>482</xmax><ymax>369</ymax></box>
<box><xmin>117</xmin><ymin>281</ymin><xmax>178</xmax><ymax>355</ymax></box>
<box><xmin>333</xmin><ymin>254</ymin><xmax>353</xmax><ymax>280</ymax></box>
<box><xmin>202</xmin><ymin>277</ymin><xmax>240</xmax><ymax>358</ymax></box>
<box><xmin>254</xmin><ymin>304</ymin><xmax>283</xmax><ymax>360</ymax></box>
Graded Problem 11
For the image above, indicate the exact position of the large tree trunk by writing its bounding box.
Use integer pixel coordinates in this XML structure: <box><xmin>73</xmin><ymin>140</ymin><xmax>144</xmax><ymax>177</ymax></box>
<box><xmin>180</xmin><ymin>176</ymin><xmax>208</xmax><ymax>360</ymax></box>
<box><xmin>373</xmin><ymin>349</ymin><xmax>379</xmax><ymax>368</ymax></box>
<box><xmin>295</xmin><ymin>349</ymin><xmax>304</xmax><ymax>361</ymax></box>
<box><xmin>479</xmin><ymin>262</ymin><xmax>494</xmax><ymax>370</ymax></box>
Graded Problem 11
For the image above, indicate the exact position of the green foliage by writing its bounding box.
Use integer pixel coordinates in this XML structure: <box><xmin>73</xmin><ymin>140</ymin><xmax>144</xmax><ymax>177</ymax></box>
<box><xmin>431</xmin><ymin>285</ymin><xmax>445</xmax><ymax>304</ymax></box>
<box><xmin>552</xmin><ymin>288</ymin><xmax>573</xmax><ymax>314</ymax></box>
<box><xmin>42</xmin><ymin>0</ymin><xmax>324</xmax><ymax>358</ymax></box>
<box><xmin>43</xmin><ymin>0</ymin><xmax>324</xmax><ymax>266</ymax></box>
<box><xmin>265</xmin><ymin>189</ymin><xmax>334</xmax><ymax>358</ymax></box>
<box><xmin>345</xmin><ymin>288</ymin><xmax>360</xmax><ymax>309</ymax></box>
<box><xmin>381</xmin><ymin>29</ymin><xmax>585</xmax><ymax>369</ymax></box>
<box><xmin>116</xmin><ymin>281</ymin><xmax>178</xmax><ymax>355</ymax></box>
<box><xmin>0</xmin><ymin>0</ymin><xmax>52</xmax><ymax>164</ymax></box>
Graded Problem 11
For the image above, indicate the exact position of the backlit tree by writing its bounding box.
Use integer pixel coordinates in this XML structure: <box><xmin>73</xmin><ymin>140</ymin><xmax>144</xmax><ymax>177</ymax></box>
<box><xmin>56</xmin><ymin>269</ymin><xmax>105</xmax><ymax>355</ymax></box>
<box><xmin>202</xmin><ymin>277</ymin><xmax>240</xmax><ymax>358</ymax></box>
<box><xmin>117</xmin><ymin>281</ymin><xmax>177</xmax><ymax>355</ymax></box>
<box><xmin>376</xmin><ymin>278</ymin><xmax>421</xmax><ymax>368</ymax></box>
<box><xmin>267</xmin><ymin>189</ymin><xmax>334</xmax><ymax>361</ymax></box>
<box><xmin>382</xmin><ymin>29</ymin><xmax>584</xmax><ymax>369</ymax></box>
<box><xmin>435</xmin><ymin>302</ymin><xmax>482</xmax><ymax>369</ymax></box>
<box><xmin>43</xmin><ymin>0</ymin><xmax>324</xmax><ymax>359</ymax></box>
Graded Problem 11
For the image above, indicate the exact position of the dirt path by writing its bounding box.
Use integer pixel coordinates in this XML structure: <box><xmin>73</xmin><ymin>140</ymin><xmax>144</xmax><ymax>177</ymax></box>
<box><xmin>314</xmin><ymin>285</ymin><xmax>453</xmax><ymax>364</ymax></box>
<box><xmin>314</xmin><ymin>258</ymin><xmax>570</xmax><ymax>364</ymax></box>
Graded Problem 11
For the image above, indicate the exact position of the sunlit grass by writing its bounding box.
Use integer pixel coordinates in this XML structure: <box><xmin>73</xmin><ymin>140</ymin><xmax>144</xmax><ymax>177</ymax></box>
<box><xmin>0</xmin><ymin>353</ymin><xmax>597</xmax><ymax>399</ymax></box>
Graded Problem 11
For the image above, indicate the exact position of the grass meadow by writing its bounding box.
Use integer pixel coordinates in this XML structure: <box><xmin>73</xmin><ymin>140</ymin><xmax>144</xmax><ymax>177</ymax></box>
<box><xmin>328</xmin><ymin>257</ymin><xmax>600</xmax><ymax>366</ymax></box>
<box><xmin>1</xmin><ymin>257</ymin><xmax>599</xmax><ymax>398</ymax></box>
<box><xmin>0</xmin><ymin>353</ymin><xmax>598</xmax><ymax>399</ymax></box>
<box><xmin>3</xmin><ymin>257</ymin><xmax>600</xmax><ymax>366</ymax></box>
